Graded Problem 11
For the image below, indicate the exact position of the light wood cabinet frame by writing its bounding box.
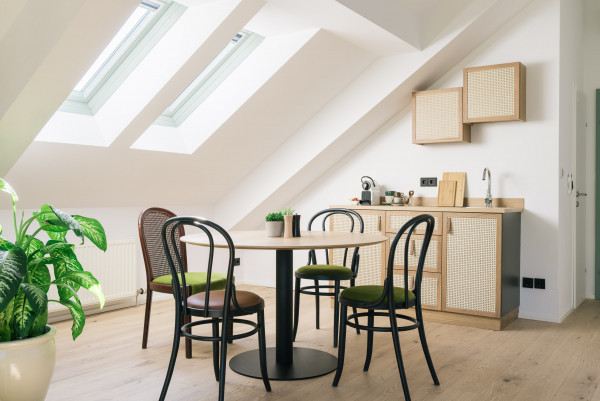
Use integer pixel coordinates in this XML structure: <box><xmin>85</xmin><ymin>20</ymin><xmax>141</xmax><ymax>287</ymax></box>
<box><xmin>441</xmin><ymin>213</ymin><xmax>502</xmax><ymax>318</ymax></box>
<box><xmin>463</xmin><ymin>62</ymin><xmax>526</xmax><ymax>123</ymax></box>
<box><xmin>412</xmin><ymin>87</ymin><xmax>471</xmax><ymax>144</ymax></box>
<box><xmin>386</xmin><ymin>233</ymin><xmax>441</xmax><ymax>273</ymax></box>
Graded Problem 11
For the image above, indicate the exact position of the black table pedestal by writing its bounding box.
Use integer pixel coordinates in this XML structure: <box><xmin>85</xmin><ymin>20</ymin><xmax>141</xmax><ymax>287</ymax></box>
<box><xmin>229</xmin><ymin>249</ymin><xmax>337</xmax><ymax>380</ymax></box>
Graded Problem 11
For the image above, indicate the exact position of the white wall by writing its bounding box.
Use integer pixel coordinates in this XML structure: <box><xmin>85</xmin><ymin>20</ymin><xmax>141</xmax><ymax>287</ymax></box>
<box><xmin>241</xmin><ymin>0</ymin><xmax>565</xmax><ymax>321</ymax></box>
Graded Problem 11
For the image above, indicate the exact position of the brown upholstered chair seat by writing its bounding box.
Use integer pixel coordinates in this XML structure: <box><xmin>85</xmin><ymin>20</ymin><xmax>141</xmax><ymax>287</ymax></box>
<box><xmin>187</xmin><ymin>290</ymin><xmax>264</xmax><ymax>314</ymax></box>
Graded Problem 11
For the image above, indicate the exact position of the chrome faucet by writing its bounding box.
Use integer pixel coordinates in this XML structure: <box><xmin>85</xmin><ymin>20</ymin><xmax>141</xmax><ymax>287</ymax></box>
<box><xmin>482</xmin><ymin>168</ymin><xmax>492</xmax><ymax>208</ymax></box>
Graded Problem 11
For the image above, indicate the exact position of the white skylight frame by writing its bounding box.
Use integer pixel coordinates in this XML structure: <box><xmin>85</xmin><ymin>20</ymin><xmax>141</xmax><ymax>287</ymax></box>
<box><xmin>154</xmin><ymin>30</ymin><xmax>264</xmax><ymax>127</ymax></box>
<box><xmin>60</xmin><ymin>0</ymin><xmax>186</xmax><ymax>115</ymax></box>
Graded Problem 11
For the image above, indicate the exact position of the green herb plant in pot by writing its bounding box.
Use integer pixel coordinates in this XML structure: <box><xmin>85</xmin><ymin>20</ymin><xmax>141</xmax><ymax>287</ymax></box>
<box><xmin>0</xmin><ymin>177</ymin><xmax>107</xmax><ymax>401</ymax></box>
<box><xmin>265</xmin><ymin>212</ymin><xmax>284</xmax><ymax>237</ymax></box>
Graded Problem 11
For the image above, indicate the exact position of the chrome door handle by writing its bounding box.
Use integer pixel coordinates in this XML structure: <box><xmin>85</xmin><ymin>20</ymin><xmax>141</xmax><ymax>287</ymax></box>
<box><xmin>576</xmin><ymin>191</ymin><xmax>587</xmax><ymax>197</ymax></box>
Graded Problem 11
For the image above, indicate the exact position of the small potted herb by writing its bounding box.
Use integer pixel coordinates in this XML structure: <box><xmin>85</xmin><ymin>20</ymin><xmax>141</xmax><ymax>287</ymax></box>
<box><xmin>265</xmin><ymin>212</ymin><xmax>284</xmax><ymax>237</ymax></box>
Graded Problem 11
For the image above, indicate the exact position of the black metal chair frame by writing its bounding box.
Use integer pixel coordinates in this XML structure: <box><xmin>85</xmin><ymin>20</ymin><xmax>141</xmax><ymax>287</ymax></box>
<box><xmin>159</xmin><ymin>217</ymin><xmax>270</xmax><ymax>401</ymax></box>
<box><xmin>332</xmin><ymin>214</ymin><xmax>439</xmax><ymax>401</ymax></box>
<box><xmin>293</xmin><ymin>208</ymin><xmax>364</xmax><ymax>347</ymax></box>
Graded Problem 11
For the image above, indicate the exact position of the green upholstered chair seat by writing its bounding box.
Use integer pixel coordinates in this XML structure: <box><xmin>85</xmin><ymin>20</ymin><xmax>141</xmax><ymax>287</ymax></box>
<box><xmin>296</xmin><ymin>264</ymin><xmax>353</xmax><ymax>276</ymax></box>
<box><xmin>153</xmin><ymin>272</ymin><xmax>228</xmax><ymax>295</ymax></box>
<box><xmin>340</xmin><ymin>285</ymin><xmax>415</xmax><ymax>304</ymax></box>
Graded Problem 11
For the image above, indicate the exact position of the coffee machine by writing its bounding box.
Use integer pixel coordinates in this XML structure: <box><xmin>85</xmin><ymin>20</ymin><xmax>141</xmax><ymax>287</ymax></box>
<box><xmin>360</xmin><ymin>176</ymin><xmax>380</xmax><ymax>206</ymax></box>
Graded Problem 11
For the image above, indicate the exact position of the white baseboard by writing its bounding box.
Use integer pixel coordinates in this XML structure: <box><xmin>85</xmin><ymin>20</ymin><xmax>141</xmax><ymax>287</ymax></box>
<box><xmin>48</xmin><ymin>297</ymin><xmax>137</xmax><ymax>323</ymax></box>
<box><xmin>517</xmin><ymin>309</ymin><xmax>571</xmax><ymax>323</ymax></box>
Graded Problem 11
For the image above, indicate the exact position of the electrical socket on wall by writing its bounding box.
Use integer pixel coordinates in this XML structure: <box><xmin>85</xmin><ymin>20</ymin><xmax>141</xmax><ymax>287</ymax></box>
<box><xmin>522</xmin><ymin>277</ymin><xmax>533</xmax><ymax>288</ymax></box>
<box><xmin>420</xmin><ymin>177</ymin><xmax>437</xmax><ymax>187</ymax></box>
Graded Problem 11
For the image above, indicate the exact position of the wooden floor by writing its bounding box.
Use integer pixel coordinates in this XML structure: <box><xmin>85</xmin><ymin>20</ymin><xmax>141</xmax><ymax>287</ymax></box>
<box><xmin>47</xmin><ymin>285</ymin><xmax>600</xmax><ymax>401</ymax></box>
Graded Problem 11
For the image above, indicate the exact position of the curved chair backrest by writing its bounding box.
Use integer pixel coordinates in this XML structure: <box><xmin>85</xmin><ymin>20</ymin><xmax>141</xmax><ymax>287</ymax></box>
<box><xmin>383</xmin><ymin>214</ymin><xmax>435</xmax><ymax>311</ymax></box>
<box><xmin>161</xmin><ymin>216</ymin><xmax>236</xmax><ymax>318</ymax></box>
<box><xmin>139</xmin><ymin>207</ymin><xmax>188</xmax><ymax>282</ymax></box>
<box><xmin>307</xmin><ymin>208</ymin><xmax>365</xmax><ymax>275</ymax></box>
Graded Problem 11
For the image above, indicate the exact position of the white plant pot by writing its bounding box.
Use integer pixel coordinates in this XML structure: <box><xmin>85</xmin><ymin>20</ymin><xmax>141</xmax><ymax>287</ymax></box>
<box><xmin>0</xmin><ymin>325</ymin><xmax>57</xmax><ymax>401</ymax></box>
<box><xmin>266</xmin><ymin>221</ymin><xmax>284</xmax><ymax>237</ymax></box>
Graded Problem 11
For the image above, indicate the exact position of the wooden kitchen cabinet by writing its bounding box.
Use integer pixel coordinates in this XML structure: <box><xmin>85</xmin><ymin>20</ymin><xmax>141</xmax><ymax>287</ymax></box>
<box><xmin>443</xmin><ymin>212</ymin><xmax>520</xmax><ymax>320</ymax></box>
<box><xmin>332</xmin><ymin>202</ymin><xmax>522</xmax><ymax>329</ymax></box>
<box><xmin>331</xmin><ymin>209</ymin><xmax>387</xmax><ymax>286</ymax></box>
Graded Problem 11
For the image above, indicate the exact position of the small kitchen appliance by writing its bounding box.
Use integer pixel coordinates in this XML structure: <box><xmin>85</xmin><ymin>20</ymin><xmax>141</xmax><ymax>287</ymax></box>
<box><xmin>360</xmin><ymin>176</ymin><xmax>380</xmax><ymax>206</ymax></box>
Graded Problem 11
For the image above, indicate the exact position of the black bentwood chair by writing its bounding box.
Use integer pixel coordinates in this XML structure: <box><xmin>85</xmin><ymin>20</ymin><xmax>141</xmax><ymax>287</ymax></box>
<box><xmin>332</xmin><ymin>214</ymin><xmax>439</xmax><ymax>401</ymax></box>
<box><xmin>159</xmin><ymin>217</ymin><xmax>270</xmax><ymax>401</ymax></box>
<box><xmin>292</xmin><ymin>208</ymin><xmax>364</xmax><ymax>347</ymax></box>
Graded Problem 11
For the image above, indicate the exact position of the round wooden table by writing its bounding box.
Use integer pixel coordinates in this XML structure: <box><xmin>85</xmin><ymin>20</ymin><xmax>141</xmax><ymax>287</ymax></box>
<box><xmin>181</xmin><ymin>230</ymin><xmax>387</xmax><ymax>381</ymax></box>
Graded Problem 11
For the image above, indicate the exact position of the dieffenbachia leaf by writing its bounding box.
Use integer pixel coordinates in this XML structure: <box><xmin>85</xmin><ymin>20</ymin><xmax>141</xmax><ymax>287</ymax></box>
<box><xmin>0</xmin><ymin>298</ymin><xmax>14</xmax><ymax>341</ymax></box>
<box><xmin>13</xmin><ymin>289</ymin><xmax>36</xmax><ymax>339</ymax></box>
<box><xmin>72</xmin><ymin>215</ymin><xmax>107</xmax><ymax>252</ymax></box>
<box><xmin>24</xmin><ymin>237</ymin><xmax>44</xmax><ymax>257</ymax></box>
<box><xmin>26</xmin><ymin>259</ymin><xmax>52</xmax><ymax>292</ymax></box>
<box><xmin>20</xmin><ymin>282</ymin><xmax>47</xmax><ymax>316</ymax></box>
<box><xmin>0</xmin><ymin>177</ymin><xmax>18</xmax><ymax>204</ymax></box>
<box><xmin>51</xmin><ymin>298</ymin><xmax>85</xmax><ymax>340</ymax></box>
<box><xmin>59</xmin><ymin>271</ymin><xmax>105</xmax><ymax>309</ymax></box>
<box><xmin>0</xmin><ymin>247</ymin><xmax>27</xmax><ymax>313</ymax></box>
<box><xmin>36</xmin><ymin>205</ymin><xmax>83</xmax><ymax>240</ymax></box>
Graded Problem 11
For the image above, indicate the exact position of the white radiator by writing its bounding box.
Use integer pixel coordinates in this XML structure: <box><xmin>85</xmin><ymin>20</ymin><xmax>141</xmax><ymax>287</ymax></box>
<box><xmin>48</xmin><ymin>240</ymin><xmax>138</xmax><ymax>319</ymax></box>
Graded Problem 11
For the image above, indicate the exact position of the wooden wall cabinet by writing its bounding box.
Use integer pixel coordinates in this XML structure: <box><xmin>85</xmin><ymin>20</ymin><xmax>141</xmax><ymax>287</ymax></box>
<box><xmin>463</xmin><ymin>62</ymin><xmax>526</xmax><ymax>123</ymax></box>
<box><xmin>412</xmin><ymin>87</ymin><xmax>471</xmax><ymax>144</ymax></box>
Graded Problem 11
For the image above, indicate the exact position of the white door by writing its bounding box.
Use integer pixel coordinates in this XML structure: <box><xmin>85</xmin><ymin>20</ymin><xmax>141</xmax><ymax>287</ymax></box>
<box><xmin>573</xmin><ymin>88</ymin><xmax>587</xmax><ymax>308</ymax></box>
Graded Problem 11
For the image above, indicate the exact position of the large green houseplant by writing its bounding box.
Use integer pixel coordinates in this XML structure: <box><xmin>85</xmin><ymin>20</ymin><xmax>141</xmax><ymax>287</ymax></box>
<box><xmin>0</xmin><ymin>177</ymin><xmax>107</xmax><ymax>400</ymax></box>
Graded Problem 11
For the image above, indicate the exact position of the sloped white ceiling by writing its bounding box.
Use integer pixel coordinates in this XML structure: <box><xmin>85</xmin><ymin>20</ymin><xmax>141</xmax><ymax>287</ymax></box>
<box><xmin>1</xmin><ymin>0</ymin><xmax>533</xmax><ymax>225</ymax></box>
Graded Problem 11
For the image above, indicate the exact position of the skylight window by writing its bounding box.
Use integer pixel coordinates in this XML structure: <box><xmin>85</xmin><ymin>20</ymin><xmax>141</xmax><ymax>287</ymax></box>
<box><xmin>154</xmin><ymin>30</ymin><xmax>264</xmax><ymax>127</ymax></box>
<box><xmin>60</xmin><ymin>0</ymin><xmax>185</xmax><ymax>115</ymax></box>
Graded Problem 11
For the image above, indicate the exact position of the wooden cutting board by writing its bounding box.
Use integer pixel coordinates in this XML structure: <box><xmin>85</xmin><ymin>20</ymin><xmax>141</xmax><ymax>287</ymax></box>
<box><xmin>443</xmin><ymin>172</ymin><xmax>466</xmax><ymax>207</ymax></box>
<box><xmin>437</xmin><ymin>180</ymin><xmax>456</xmax><ymax>206</ymax></box>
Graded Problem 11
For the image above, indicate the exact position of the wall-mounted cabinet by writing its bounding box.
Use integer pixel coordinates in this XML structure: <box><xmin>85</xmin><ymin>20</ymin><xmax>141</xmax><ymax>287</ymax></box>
<box><xmin>412</xmin><ymin>87</ymin><xmax>471</xmax><ymax>144</ymax></box>
<box><xmin>463</xmin><ymin>62</ymin><xmax>526</xmax><ymax>123</ymax></box>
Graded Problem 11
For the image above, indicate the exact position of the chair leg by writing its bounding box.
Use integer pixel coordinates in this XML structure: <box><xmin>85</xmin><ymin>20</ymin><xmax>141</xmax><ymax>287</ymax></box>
<box><xmin>212</xmin><ymin>318</ymin><xmax>220</xmax><ymax>382</ymax></box>
<box><xmin>363</xmin><ymin>309</ymin><xmax>374</xmax><ymax>371</ymax></box>
<box><xmin>333</xmin><ymin>281</ymin><xmax>340</xmax><ymax>348</ymax></box>
<box><xmin>184</xmin><ymin>313</ymin><xmax>192</xmax><ymax>359</ymax></box>
<box><xmin>293</xmin><ymin>277</ymin><xmax>301</xmax><ymax>342</ymax></box>
<box><xmin>332</xmin><ymin>304</ymin><xmax>348</xmax><ymax>387</ymax></box>
<box><xmin>257</xmin><ymin>310</ymin><xmax>272</xmax><ymax>392</ymax></box>
<box><xmin>142</xmin><ymin>289</ymin><xmax>152</xmax><ymax>349</ymax></box>
<box><xmin>416</xmin><ymin>304</ymin><xmax>440</xmax><ymax>385</ymax></box>
<box><xmin>315</xmin><ymin>280</ymin><xmax>320</xmax><ymax>329</ymax></box>
<box><xmin>389</xmin><ymin>309</ymin><xmax>411</xmax><ymax>401</ymax></box>
<box><xmin>159</xmin><ymin>311</ymin><xmax>181</xmax><ymax>401</ymax></box>
<box><xmin>218</xmin><ymin>317</ymin><xmax>229</xmax><ymax>401</ymax></box>
<box><xmin>350</xmin><ymin>279</ymin><xmax>360</xmax><ymax>335</ymax></box>
<box><xmin>227</xmin><ymin>319</ymin><xmax>234</xmax><ymax>344</ymax></box>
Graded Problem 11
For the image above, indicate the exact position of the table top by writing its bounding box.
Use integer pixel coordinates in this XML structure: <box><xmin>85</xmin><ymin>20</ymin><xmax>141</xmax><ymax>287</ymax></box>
<box><xmin>181</xmin><ymin>230</ymin><xmax>387</xmax><ymax>250</ymax></box>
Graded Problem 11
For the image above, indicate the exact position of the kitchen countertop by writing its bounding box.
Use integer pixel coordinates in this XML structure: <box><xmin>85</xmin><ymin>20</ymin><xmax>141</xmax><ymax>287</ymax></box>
<box><xmin>331</xmin><ymin>204</ymin><xmax>523</xmax><ymax>214</ymax></box>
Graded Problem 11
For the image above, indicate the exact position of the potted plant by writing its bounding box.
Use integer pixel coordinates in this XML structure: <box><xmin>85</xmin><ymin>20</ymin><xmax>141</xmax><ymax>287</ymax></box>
<box><xmin>0</xmin><ymin>177</ymin><xmax>106</xmax><ymax>401</ymax></box>
<box><xmin>265</xmin><ymin>212</ymin><xmax>284</xmax><ymax>237</ymax></box>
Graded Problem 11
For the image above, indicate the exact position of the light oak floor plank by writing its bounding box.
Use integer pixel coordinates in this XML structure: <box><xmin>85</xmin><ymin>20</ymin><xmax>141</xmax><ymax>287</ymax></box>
<box><xmin>46</xmin><ymin>285</ymin><xmax>600</xmax><ymax>401</ymax></box>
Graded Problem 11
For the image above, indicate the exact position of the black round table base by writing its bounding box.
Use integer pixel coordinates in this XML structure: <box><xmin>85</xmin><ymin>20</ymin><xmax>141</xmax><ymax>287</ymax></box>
<box><xmin>229</xmin><ymin>347</ymin><xmax>337</xmax><ymax>381</ymax></box>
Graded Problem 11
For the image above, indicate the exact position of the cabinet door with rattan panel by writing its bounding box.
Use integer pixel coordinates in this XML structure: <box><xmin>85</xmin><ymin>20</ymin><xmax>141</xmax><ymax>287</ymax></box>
<box><xmin>387</xmin><ymin>210</ymin><xmax>443</xmax><ymax>236</ymax></box>
<box><xmin>386</xmin><ymin>233</ymin><xmax>441</xmax><ymax>273</ymax></box>
<box><xmin>392</xmin><ymin>271</ymin><xmax>441</xmax><ymax>310</ymax></box>
<box><xmin>442</xmin><ymin>213</ymin><xmax>502</xmax><ymax>318</ymax></box>
<box><xmin>330</xmin><ymin>210</ymin><xmax>387</xmax><ymax>286</ymax></box>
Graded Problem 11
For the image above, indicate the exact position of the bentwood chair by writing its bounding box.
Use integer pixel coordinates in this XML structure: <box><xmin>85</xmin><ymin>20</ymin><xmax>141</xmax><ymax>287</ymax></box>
<box><xmin>332</xmin><ymin>214</ymin><xmax>439</xmax><ymax>401</ymax></box>
<box><xmin>159</xmin><ymin>216</ymin><xmax>270</xmax><ymax>401</ymax></box>
<box><xmin>292</xmin><ymin>208</ymin><xmax>364</xmax><ymax>347</ymax></box>
<box><xmin>138</xmin><ymin>207</ymin><xmax>229</xmax><ymax>358</ymax></box>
